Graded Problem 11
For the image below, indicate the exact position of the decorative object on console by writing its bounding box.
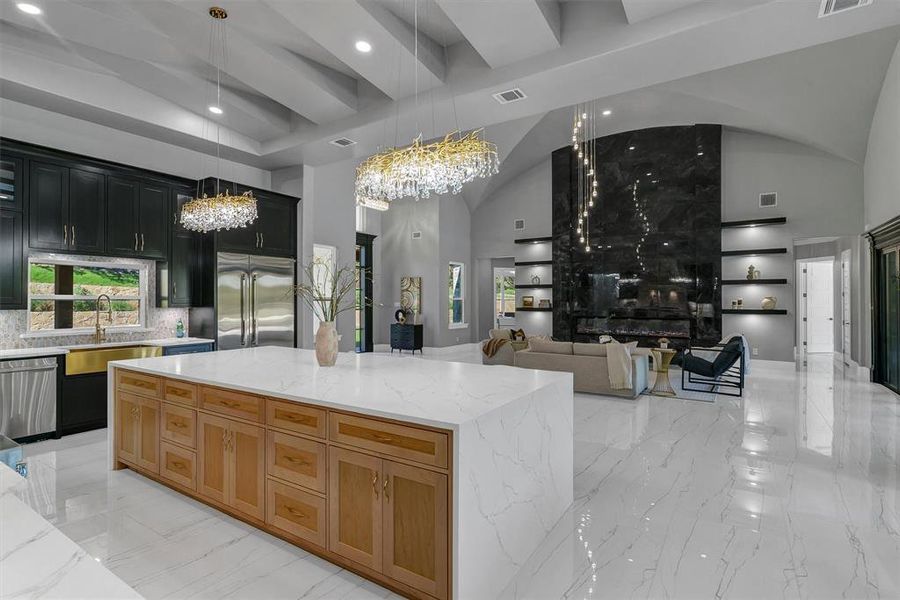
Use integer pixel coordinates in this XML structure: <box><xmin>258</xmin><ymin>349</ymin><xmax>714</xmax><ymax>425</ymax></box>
<box><xmin>394</xmin><ymin>308</ymin><xmax>407</xmax><ymax>324</ymax></box>
<box><xmin>522</xmin><ymin>295</ymin><xmax>535</xmax><ymax>308</ymax></box>
<box><xmin>181</xmin><ymin>7</ymin><xmax>258</xmax><ymax>233</ymax></box>
<box><xmin>292</xmin><ymin>259</ymin><xmax>361</xmax><ymax>366</ymax></box>
<box><xmin>400</xmin><ymin>276</ymin><xmax>422</xmax><ymax>315</ymax></box>
<box><xmin>538</xmin><ymin>299</ymin><xmax>551</xmax><ymax>308</ymax></box>
<box><xmin>747</xmin><ymin>265</ymin><xmax>761</xmax><ymax>280</ymax></box>
<box><xmin>531</xmin><ymin>274</ymin><xmax>541</xmax><ymax>285</ymax></box>
<box><xmin>761</xmin><ymin>296</ymin><xmax>778</xmax><ymax>310</ymax></box>
<box><xmin>658</xmin><ymin>337</ymin><xmax>670</xmax><ymax>349</ymax></box>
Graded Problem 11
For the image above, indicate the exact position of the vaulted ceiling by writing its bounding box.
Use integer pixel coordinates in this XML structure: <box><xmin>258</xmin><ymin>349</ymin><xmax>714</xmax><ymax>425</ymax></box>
<box><xmin>1</xmin><ymin>0</ymin><xmax>898</xmax><ymax>176</ymax></box>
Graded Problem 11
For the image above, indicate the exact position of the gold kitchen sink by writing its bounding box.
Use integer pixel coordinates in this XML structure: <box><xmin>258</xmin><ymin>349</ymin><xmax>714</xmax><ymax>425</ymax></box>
<box><xmin>65</xmin><ymin>345</ymin><xmax>162</xmax><ymax>376</ymax></box>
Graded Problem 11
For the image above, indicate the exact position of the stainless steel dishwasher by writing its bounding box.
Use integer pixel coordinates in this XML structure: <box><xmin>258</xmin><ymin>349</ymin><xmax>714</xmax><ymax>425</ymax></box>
<box><xmin>0</xmin><ymin>357</ymin><xmax>57</xmax><ymax>440</ymax></box>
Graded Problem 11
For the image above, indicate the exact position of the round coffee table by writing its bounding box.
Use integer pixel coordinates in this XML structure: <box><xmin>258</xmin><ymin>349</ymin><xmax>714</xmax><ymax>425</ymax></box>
<box><xmin>650</xmin><ymin>348</ymin><xmax>678</xmax><ymax>397</ymax></box>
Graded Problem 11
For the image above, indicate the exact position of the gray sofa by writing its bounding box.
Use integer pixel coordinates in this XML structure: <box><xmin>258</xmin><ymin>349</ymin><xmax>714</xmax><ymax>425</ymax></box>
<box><xmin>514</xmin><ymin>341</ymin><xmax>650</xmax><ymax>398</ymax></box>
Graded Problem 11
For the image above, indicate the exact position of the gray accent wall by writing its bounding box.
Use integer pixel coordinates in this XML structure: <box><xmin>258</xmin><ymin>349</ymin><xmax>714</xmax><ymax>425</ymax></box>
<box><xmin>864</xmin><ymin>39</ymin><xmax>900</xmax><ymax>232</ymax></box>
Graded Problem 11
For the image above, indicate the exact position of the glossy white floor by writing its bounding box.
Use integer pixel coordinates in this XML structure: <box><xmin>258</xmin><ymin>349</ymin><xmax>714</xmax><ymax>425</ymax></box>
<box><xmin>10</xmin><ymin>349</ymin><xmax>899</xmax><ymax>599</ymax></box>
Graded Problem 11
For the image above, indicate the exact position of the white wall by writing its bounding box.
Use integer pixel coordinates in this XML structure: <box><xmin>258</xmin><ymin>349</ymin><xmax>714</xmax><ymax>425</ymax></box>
<box><xmin>0</xmin><ymin>99</ymin><xmax>271</xmax><ymax>188</ymax></box>
<box><xmin>438</xmin><ymin>197</ymin><xmax>473</xmax><ymax>346</ymax></box>
<box><xmin>864</xmin><ymin>39</ymin><xmax>900</xmax><ymax>231</ymax></box>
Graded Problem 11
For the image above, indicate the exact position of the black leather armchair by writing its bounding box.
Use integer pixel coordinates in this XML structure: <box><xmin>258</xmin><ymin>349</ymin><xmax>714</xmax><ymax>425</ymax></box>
<box><xmin>681</xmin><ymin>336</ymin><xmax>745</xmax><ymax>397</ymax></box>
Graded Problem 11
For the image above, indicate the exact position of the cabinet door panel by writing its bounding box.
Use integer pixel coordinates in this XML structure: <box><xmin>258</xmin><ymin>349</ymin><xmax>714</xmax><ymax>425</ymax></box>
<box><xmin>197</xmin><ymin>413</ymin><xmax>229</xmax><ymax>504</ymax></box>
<box><xmin>229</xmin><ymin>420</ymin><xmax>265</xmax><ymax>520</ymax></box>
<box><xmin>383</xmin><ymin>461</ymin><xmax>448</xmax><ymax>599</ymax></box>
<box><xmin>68</xmin><ymin>168</ymin><xmax>105</xmax><ymax>253</ymax></box>
<box><xmin>267</xmin><ymin>399</ymin><xmax>326</xmax><ymax>439</ymax></box>
<box><xmin>116</xmin><ymin>393</ymin><xmax>140</xmax><ymax>465</ymax></box>
<box><xmin>256</xmin><ymin>196</ymin><xmax>294</xmax><ymax>256</ymax></box>
<box><xmin>328</xmin><ymin>447</ymin><xmax>382</xmax><ymax>570</ymax></box>
<box><xmin>170</xmin><ymin>231</ymin><xmax>194</xmax><ymax>306</ymax></box>
<box><xmin>160</xmin><ymin>441</ymin><xmax>197</xmax><ymax>491</ymax></box>
<box><xmin>0</xmin><ymin>210</ymin><xmax>25</xmax><ymax>309</ymax></box>
<box><xmin>266</xmin><ymin>430</ymin><xmax>326</xmax><ymax>493</ymax></box>
<box><xmin>107</xmin><ymin>176</ymin><xmax>139</xmax><ymax>255</ymax></box>
<box><xmin>266</xmin><ymin>479</ymin><xmax>326</xmax><ymax>548</ymax></box>
<box><xmin>0</xmin><ymin>157</ymin><xmax>23</xmax><ymax>211</ymax></box>
<box><xmin>137</xmin><ymin>397</ymin><xmax>160</xmax><ymax>474</ymax></box>
<box><xmin>138</xmin><ymin>183</ymin><xmax>168</xmax><ymax>259</ymax></box>
<box><xmin>29</xmin><ymin>161</ymin><xmax>68</xmax><ymax>250</ymax></box>
<box><xmin>160</xmin><ymin>402</ymin><xmax>196</xmax><ymax>448</ymax></box>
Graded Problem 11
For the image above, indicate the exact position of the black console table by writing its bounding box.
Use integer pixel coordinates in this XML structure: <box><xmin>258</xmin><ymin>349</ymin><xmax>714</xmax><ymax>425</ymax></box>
<box><xmin>390</xmin><ymin>323</ymin><xmax>423</xmax><ymax>354</ymax></box>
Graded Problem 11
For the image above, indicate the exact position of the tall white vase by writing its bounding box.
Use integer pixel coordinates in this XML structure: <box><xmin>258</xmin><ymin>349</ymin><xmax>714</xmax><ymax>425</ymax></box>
<box><xmin>315</xmin><ymin>321</ymin><xmax>339</xmax><ymax>366</ymax></box>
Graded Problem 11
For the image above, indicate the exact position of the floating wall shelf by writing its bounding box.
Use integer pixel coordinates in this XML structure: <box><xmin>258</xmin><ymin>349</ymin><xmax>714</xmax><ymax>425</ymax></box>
<box><xmin>721</xmin><ymin>279</ymin><xmax>788</xmax><ymax>285</ymax></box>
<box><xmin>514</xmin><ymin>236</ymin><xmax>553</xmax><ymax>244</ymax></box>
<box><xmin>722</xmin><ymin>309</ymin><xmax>788</xmax><ymax>315</ymax></box>
<box><xmin>721</xmin><ymin>217</ymin><xmax>787</xmax><ymax>228</ymax></box>
<box><xmin>515</xmin><ymin>260</ymin><xmax>553</xmax><ymax>266</ymax></box>
<box><xmin>515</xmin><ymin>284</ymin><xmax>553</xmax><ymax>289</ymax></box>
<box><xmin>721</xmin><ymin>248</ymin><xmax>788</xmax><ymax>257</ymax></box>
<box><xmin>517</xmin><ymin>307</ymin><xmax>553</xmax><ymax>312</ymax></box>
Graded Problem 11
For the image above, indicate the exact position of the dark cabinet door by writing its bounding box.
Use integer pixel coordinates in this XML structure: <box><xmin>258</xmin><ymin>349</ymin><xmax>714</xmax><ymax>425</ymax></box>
<box><xmin>256</xmin><ymin>196</ymin><xmax>295</xmax><ymax>257</ymax></box>
<box><xmin>216</xmin><ymin>215</ymin><xmax>256</xmax><ymax>253</ymax></box>
<box><xmin>107</xmin><ymin>176</ymin><xmax>140</xmax><ymax>255</ymax></box>
<box><xmin>137</xmin><ymin>183</ymin><xmax>168</xmax><ymax>259</ymax></box>
<box><xmin>173</xmin><ymin>187</ymin><xmax>194</xmax><ymax>233</ymax></box>
<box><xmin>68</xmin><ymin>168</ymin><xmax>106</xmax><ymax>254</ymax></box>
<box><xmin>170</xmin><ymin>231</ymin><xmax>194</xmax><ymax>306</ymax></box>
<box><xmin>0</xmin><ymin>210</ymin><xmax>25</xmax><ymax>309</ymax></box>
<box><xmin>29</xmin><ymin>161</ymin><xmax>68</xmax><ymax>251</ymax></box>
<box><xmin>0</xmin><ymin>156</ymin><xmax>24</xmax><ymax>212</ymax></box>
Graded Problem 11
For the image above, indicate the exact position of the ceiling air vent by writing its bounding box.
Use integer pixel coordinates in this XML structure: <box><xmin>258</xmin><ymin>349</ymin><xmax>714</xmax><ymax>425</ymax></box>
<box><xmin>412</xmin><ymin>231</ymin><xmax>422</xmax><ymax>240</ymax></box>
<box><xmin>329</xmin><ymin>137</ymin><xmax>356</xmax><ymax>148</ymax></box>
<box><xmin>492</xmin><ymin>88</ymin><xmax>527</xmax><ymax>105</ymax></box>
<box><xmin>819</xmin><ymin>0</ymin><xmax>872</xmax><ymax>17</ymax></box>
<box><xmin>759</xmin><ymin>192</ymin><xmax>777</xmax><ymax>208</ymax></box>
<box><xmin>514</xmin><ymin>219</ymin><xmax>525</xmax><ymax>231</ymax></box>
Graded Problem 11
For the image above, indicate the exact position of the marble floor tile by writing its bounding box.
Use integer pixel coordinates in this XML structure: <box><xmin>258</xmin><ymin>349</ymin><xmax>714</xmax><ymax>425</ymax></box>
<box><xmin>9</xmin><ymin>351</ymin><xmax>900</xmax><ymax>599</ymax></box>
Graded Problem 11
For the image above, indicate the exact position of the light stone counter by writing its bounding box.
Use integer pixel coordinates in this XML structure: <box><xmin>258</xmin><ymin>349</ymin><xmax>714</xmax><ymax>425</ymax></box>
<box><xmin>0</xmin><ymin>463</ymin><xmax>142</xmax><ymax>599</ymax></box>
<box><xmin>108</xmin><ymin>346</ymin><xmax>574</xmax><ymax>599</ymax></box>
<box><xmin>0</xmin><ymin>337</ymin><xmax>215</xmax><ymax>361</ymax></box>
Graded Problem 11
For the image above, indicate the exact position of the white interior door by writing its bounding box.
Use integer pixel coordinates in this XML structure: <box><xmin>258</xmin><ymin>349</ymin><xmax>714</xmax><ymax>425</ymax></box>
<box><xmin>841</xmin><ymin>250</ymin><xmax>852</xmax><ymax>366</ymax></box>
<box><xmin>806</xmin><ymin>260</ymin><xmax>834</xmax><ymax>353</ymax></box>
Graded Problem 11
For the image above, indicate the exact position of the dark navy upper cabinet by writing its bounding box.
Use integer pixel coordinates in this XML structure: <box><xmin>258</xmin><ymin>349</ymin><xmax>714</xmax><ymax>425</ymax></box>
<box><xmin>29</xmin><ymin>161</ymin><xmax>69</xmax><ymax>251</ymax></box>
<box><xmin>138</xmin><ymin>183</ymin><xmax>168</xmax><ymax>259</ymax></box>
<box><xmin>0</xmin><ymin>210</ymin><xmax>25</xmax><ymax>309</ymax></box>
<box><xmin>107</xmin><ymin>176</ymin><xmax>168</xmax><ymax>259</ymax></box>
<box><xmin>0</xmin><ymin>157</ymin><xmax>24</xmax><ymax>211</ymax></box>
<box><xmin>68</xmin><ymin>168</ymin><xmax>106</xmax><ymax>254</ymax></box>
<box><xmin>256</xmin><ymin>195</ymin><xmax>295</xmax><ymax>257</ymax></box>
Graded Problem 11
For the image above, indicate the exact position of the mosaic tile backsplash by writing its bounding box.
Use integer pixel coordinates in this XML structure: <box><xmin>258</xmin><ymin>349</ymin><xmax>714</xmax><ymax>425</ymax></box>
<box><xmin>0</xmin><ymin>253</ymin><xmax>189</xmax><ymax>350</ymax></box>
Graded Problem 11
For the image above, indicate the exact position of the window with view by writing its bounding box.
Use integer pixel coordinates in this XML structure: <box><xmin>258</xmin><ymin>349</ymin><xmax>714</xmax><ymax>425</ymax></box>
<box><xmin>495</xmin><ymin>270</ymin><xmax>515</xmax><ymax>317</ymax></box>
<box><xmin>448</xmin><ymin>262</ymin><xmax>465</xmax><ymax>327</ymax></box>
<box><xmin>28</xmin><ymin>260</ymin><xmax>145</xmax><ymax>332</ymax></box>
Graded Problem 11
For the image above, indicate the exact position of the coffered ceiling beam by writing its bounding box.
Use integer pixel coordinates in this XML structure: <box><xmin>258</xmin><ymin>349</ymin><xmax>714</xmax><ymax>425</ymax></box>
<box><xmin>265</xmin><ymin>0</ymin><xmax>446</xmax><ymax>100</ymax></box>
<box><xmin>127</xmin><ymin>1</ymin><xmax>358</xmax><ymax>125</ymax></box>
<box><xmin>436</xmin><ymin>0</ymin><xmax>560</xmax><ymax>68</ymax></box>
<box><xmin>620</xmin><ymin>0</ymin><xmax>706</xmax><ymax>24</ymax></box>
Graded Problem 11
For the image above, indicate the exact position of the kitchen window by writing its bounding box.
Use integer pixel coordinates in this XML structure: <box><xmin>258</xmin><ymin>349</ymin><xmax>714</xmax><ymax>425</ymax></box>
<box><xmin>27</xmin><ymin>258</ymin><xmax>146</xmax><ymax>333</ymax></box>
<box><xmin>448</xmin><ymin>261</ymin><xmax>466</xmax><ymax>328</ymax></box>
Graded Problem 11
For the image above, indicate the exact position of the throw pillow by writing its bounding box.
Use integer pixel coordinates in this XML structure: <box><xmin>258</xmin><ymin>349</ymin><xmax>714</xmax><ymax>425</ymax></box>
<box><xmin>511</xmin><ymin>328</ymin><xmax>526</xmax><ymax>341</ymax></box>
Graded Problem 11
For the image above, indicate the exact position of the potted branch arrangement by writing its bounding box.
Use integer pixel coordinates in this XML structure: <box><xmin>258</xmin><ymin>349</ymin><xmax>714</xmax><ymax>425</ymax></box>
<box><xmin>291</xmin><ymin>258</ymin><xmax>363</xmax><ymax>367</ymax></box>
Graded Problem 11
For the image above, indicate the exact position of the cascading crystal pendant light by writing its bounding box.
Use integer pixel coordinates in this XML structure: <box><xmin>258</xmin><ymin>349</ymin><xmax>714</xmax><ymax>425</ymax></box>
<box><xmin>181</xmin><ymin>6</ymin><xmax>258</xmax><ymax>233</ymax></box>
<box><xmin>572</xmin><ymin>101</ymin><xmax>599</xmax><ymax>252</ymax></box>
<box><xmin>354</xmin><ymin>0</ymin><xmax>498</xmax><ymax>211</ymax></box>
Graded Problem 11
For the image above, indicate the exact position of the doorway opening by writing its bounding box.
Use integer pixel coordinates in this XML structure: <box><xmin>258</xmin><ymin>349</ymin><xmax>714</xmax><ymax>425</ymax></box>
<box><xmin>355</xmin><ymin>232</ymin><xmax>375</xmax><ymax>353</ymax></box>
<box><xmin>797</xmin><ymin>257</ymin><xmax>835</xmax><ymax>354</ymax></box>
<box><xmin>840</xmin><ymin>249</ymin><xmax>852</xmax><ymax>367</ymax></box>
<box><xmin>493</xmin><ymin>267</ymin><xmax>516</xmax><ymax>329</ymax></box>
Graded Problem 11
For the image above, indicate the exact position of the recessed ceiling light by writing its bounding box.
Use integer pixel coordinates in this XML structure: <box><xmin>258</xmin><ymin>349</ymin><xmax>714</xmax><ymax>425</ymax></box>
<box><xmin>17</xmin><ymin>3</ymin><xmax>42</xmax><ymax>14</ymax></box>
<box><xmin>602</xmin><ymin>109</ymin><xmax>612</xmax><ymax>116</ymax></box>
<box><xmin>208</xmin><ymin>105</ymin><xmax>223</xmax><ymax>115</ymax></box>
<box><xmin>355</xmin><ymin>40</ymin><xmax>372</xmax><ymax>53</ymax></box>
<box><xmin>629</xmin><ymin>146</ymin><xmax>635</xmax><ymax>150</ymax></box>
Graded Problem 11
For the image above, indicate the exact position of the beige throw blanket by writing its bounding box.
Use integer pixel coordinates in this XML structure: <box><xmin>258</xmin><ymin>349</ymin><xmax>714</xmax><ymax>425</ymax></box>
<box><xmin>482</xmin><ymin>337</ymin><xmax>509</xmax><ymax>358</ymax></box>
<box><xmin>606</xmin><ymin>339</ymin><xmax>633</xmax><ymax>390</ymax></box>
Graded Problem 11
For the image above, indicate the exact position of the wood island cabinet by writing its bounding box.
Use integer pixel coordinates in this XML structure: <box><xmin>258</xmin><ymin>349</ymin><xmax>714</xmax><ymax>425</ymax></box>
<box><xmin>114</xmin><ymin>369</ymin><xmax>451</xmax><ymax>600</ymax></box>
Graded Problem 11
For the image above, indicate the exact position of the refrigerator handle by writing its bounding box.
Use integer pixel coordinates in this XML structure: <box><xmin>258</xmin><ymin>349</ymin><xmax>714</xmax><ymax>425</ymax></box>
<box><xmin>240</xmin><ymin>273</ymin><xmax>247</xmax><ymax>346</ymax></box>
<box><xmin>251</xmin><ymin>273</ymin><xmax>259</xmax><ymax>346</ymax></box>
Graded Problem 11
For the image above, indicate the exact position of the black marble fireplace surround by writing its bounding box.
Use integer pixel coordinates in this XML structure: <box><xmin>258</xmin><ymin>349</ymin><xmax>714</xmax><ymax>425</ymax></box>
<box><xmin>552</xmin><ymin>125</ymin><xmax>722</xmax><ymax>349</ymax></box>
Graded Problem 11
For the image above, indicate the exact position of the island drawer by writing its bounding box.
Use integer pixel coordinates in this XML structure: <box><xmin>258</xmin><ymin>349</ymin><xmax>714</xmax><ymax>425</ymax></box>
<box><xmin>267</xmin><ymin>431</ymin><xmax>326</xmax><ymax>493</ymax></box>
<box><xmin>116</xmin><ymin>370</ymin><xmax>162</xmax><ymax>399</ymax></box>
<box><xmin>266</xmin><ymin>399</ymin><xmax>326</xmax><ymax>439</ymax></box>
<box><xmin>164</xmin><ymin>379</ymin><xmax>198</xmax><ymax>407</ymax></box>
<box><xmin>161</xmin><ymin>402</ymin><xmax>196</xmax><ymax>449</ymax></box>
<box><xmin>329</xmin><ymin>412</ymin><xmax>448</xmax><ymax>469</ymax></box>
<box><xmin>266</xmin><ymin>479</ymin><xmax>326</xmax><ymax>549</ymax></box>
<box><xmin>160</xmin><ymin>441</ymin><xmax>196</xmax><ymax>491</ymax></box>
<box><xmin>200</xmin><ymin>386</ymin><xmax>264</xmax><ymax>422</ymax></box>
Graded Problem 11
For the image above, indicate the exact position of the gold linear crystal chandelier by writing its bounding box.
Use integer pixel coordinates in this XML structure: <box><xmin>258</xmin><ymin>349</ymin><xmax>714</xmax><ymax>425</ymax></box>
<box><xmin>354</xmin><ymin>1</ymin><xmax>498</xmax><ymax>211</ymax></box>
<box><xmin>181</xmin><ymin>7</ymin><xmax>258</xmax><ymax>233</ymax></box>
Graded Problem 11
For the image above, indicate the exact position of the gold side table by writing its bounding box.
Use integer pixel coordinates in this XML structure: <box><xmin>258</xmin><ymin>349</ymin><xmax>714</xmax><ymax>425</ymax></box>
<box><xmin>650</xmin><ymin>348</ymin><xmax>678</xmax><ymax>397</ymax></box>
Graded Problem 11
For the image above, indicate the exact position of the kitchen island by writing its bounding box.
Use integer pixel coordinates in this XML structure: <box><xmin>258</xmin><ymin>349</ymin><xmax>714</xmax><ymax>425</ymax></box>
<box><xmin>107</xmin><ymin>347</ymin><xmax>573</xmax><ymax>600</ymax></box>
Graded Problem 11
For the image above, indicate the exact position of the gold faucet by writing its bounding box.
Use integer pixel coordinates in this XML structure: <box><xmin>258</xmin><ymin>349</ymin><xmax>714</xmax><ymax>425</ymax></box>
<box><xmin>95</xmin><ymin>294</ymin><xmax>112</xmax><ymax>344</ymax></box>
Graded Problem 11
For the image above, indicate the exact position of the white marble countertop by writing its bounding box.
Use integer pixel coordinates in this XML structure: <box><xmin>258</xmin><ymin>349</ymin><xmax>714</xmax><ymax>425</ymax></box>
<box><xmin>110</xmin><ymin>346</ymin><xmax>571</xmax><ymax>429</ymax></box>
<box><xmin>0</xmin><ymin>463</ymin><xmax>142</xmax><ymax>599</ymax></box>
<box><xmin>0</xmin><ymin>337</ymin><xmax>215</xmax><ymax>361</ymax></box>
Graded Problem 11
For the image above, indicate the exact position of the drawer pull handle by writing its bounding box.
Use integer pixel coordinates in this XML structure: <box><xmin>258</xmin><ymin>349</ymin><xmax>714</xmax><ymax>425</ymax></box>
<box><xmin>286</xmin><ymin>506</ymin><xmax>306</xmax><ymax>519</ymax></box>
<box><xmin>170</xmin><ymin>420</ymin><xmax>186</xmax><ymax>429</ymax></box>
<box><xmin>284</xmin><ymin>455</ymin><xmax>309</xmax><ymax>467</ymax></box>
<box><xmin>373</xmin><ymin>434</ymin><xmax>393</xmax><ymax>443</ymax></box>
<box><xmin>219</xmin><ymin>400</ymin><xmax>241</xmax><ymax>409</ymax></box>
<box><xmin>170</xmin><ymin>461</ymin><xmax>184</xmax><ymax>469</ymax></box>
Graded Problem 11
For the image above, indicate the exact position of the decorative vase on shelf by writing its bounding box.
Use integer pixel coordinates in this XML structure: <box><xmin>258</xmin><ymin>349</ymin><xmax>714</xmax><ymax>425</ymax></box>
<box><xmin>747</xmin><ymin>265</ymin><xmax>761</xmax><ymax>280</ymax></box>
<box><xmin>531</xmin><ymin>274</ymin><xmax>541</xmax><ymax>285</ymax></box>
<box><xmin>315</xmin><ymin>321</ymin><xmax>340</xmax><ymax>367</ymax></box>
<box><xmin>761</xmin><ymin>296</ymin><xmax>778</xmax><ymax>310</ymax></box>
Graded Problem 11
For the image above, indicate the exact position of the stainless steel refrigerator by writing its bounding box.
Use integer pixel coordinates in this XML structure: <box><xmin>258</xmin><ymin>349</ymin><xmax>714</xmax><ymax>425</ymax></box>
<box><xmin>217</xmin><ymin>252</ymin><xmax>295</xmax><ymax>350</ymax></box>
